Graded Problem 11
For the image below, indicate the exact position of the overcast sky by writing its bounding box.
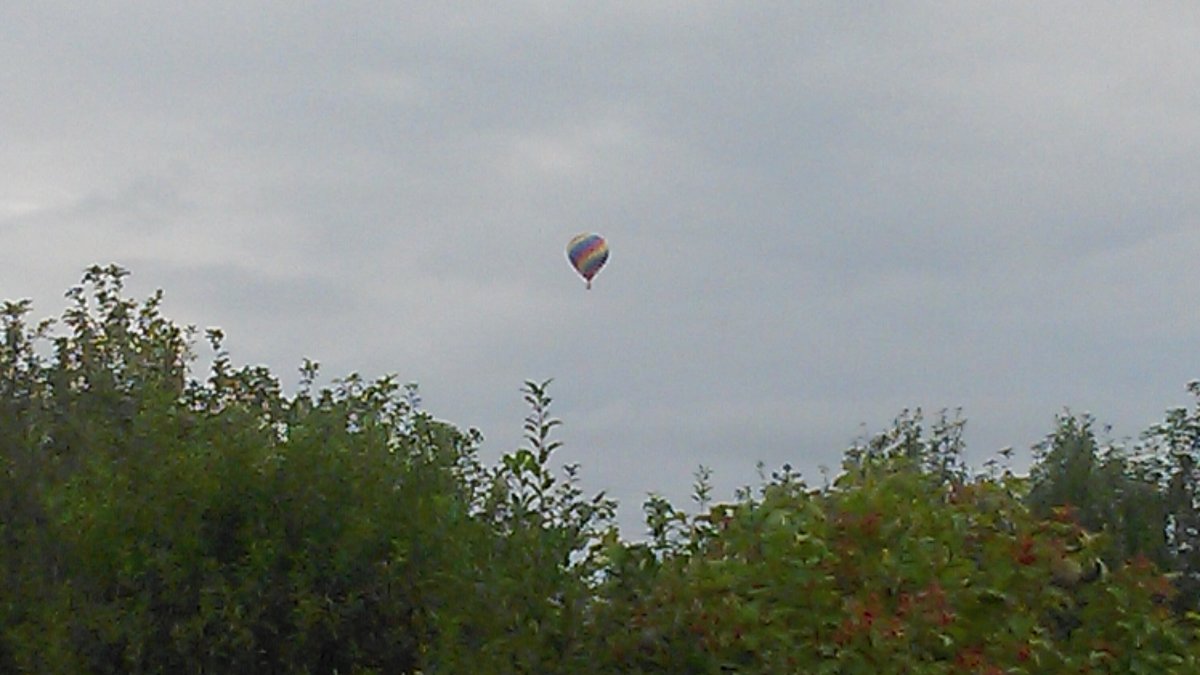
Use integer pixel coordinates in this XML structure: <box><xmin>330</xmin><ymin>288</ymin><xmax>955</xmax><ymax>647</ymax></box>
<box><xmin>4</xmin><ymin>3</ymin><xmax>1199</xmax><ymax>535</ymax></box>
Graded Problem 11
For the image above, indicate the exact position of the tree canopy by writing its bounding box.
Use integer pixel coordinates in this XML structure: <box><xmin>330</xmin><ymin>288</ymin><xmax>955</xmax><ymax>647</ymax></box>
<box><xmin>2</xmin><ymin>266</ymin><xmax>1198</xmax><ymax>673</ymax></box>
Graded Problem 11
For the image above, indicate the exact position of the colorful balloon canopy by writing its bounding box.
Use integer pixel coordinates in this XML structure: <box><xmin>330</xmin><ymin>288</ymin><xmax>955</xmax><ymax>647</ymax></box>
<box><xmin>566</xmin><ymin>233</ymin><xmax>609</xmax><ymax>289</ymax></box>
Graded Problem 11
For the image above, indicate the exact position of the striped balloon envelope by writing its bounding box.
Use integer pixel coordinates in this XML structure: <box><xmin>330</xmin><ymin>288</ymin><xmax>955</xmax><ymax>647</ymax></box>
<box><xmin>566</xmin><ymin>233</ymin><xmax>609</xmax><ymax>289</ymax></box>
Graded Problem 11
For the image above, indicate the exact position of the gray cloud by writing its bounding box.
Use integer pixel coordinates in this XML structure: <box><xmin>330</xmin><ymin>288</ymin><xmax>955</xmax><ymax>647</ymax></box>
<box><xmin>3</xmin><ymin>3</ymin><xmax>1199</xmax><ymax>536</ymax></box>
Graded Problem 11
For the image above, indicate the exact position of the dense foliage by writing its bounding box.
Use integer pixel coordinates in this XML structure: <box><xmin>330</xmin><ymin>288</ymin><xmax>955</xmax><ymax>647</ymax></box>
<box><xmin>2</xmin><ymin>266</ymin><xmax>1198</xmax><ymax>673</ymax></box>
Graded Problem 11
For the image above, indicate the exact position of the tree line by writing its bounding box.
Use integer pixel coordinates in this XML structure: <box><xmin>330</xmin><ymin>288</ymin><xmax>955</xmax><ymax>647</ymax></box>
<box><xmin>2</xmin><ymin>265</ymin><xmax>1199</xmax><ymax>672</ymax></box>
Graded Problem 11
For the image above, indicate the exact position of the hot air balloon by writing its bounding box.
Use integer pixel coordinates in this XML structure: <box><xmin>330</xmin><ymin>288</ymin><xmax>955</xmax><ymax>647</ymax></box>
<box><xmin>567</xmin><ymin>233</ymin><xmax>608</xmax><ymax>289</ymax></box>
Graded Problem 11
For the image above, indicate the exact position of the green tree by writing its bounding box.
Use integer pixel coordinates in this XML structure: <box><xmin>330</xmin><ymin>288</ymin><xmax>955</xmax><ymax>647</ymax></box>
<box><xmin>586</xmin><ymin>420</ymin><xmax>1198</xmax><ymax>673</ymax></box>
<box><xmin>1027</xmin><ymin>413</ymin><xmax>1170</xmax><ymax>572</ymax></box>
<box><xmin>1143</xmin><ymin>381</ymin><xmax>1200</xmax><ymax>614</ymax></box>
<box><xmin>0</xmin><ymin>266</ymin><xmax>612</xmax><ymax>673</ymax></box>
<box><xmin>1027</xmin><ymin>390</ymin><xmax>1200</xmax><ymax>616</ymax></box>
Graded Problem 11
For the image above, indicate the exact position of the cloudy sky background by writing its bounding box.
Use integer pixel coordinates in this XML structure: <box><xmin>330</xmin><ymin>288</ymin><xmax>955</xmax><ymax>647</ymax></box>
<box><xmin>4</xmin><ymin>3</ymin><xmax>1199</xmax><ymax>534</ymax></box>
